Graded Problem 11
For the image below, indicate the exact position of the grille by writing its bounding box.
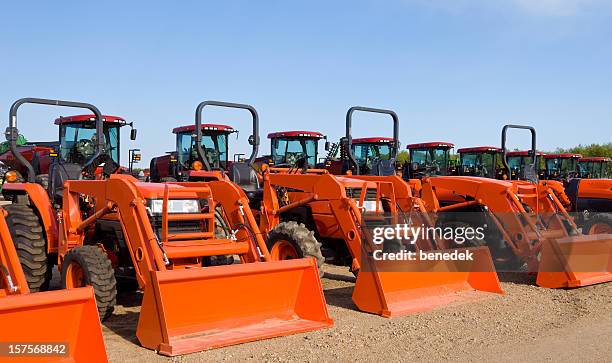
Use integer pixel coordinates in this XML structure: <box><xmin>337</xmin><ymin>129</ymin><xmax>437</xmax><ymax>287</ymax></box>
<box><xmin>345</xmin><ymin>187</ymin><xmax>377</xmax><ymax>201</ymax></box>
<box><xmin>149</xmin><ymin>217</ymin><xmax>205</xmax><ymax>241</ymax></box>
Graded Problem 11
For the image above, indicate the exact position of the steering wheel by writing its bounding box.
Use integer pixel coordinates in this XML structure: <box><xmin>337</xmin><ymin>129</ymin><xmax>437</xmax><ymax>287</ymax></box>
<box><xmin>204</xmin><ymin>148</ymin><xmax>219</xmax><ymax>164</ymax></box>
<box><xmin>285</xmin><ymin>152</ymin><xmax>305</xmax><ymax>166</ymax></box>
<box><xmin>76</xmin><ymin>138</ymin><xmax>95</xmax><ymax>159</ymax></box>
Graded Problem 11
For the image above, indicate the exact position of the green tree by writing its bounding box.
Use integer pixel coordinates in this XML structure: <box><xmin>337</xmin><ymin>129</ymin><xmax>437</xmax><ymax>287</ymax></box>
<box><xmin>553</xmin><ymin>142</ymin><xmax>612</xmax><ymax>177</ymax></box>
<box><xmin>397</xmin><ymin>150</ymin><xmax>409</xmax><ymax>163</ymax></box>
<box><xmin>553</xmin><ymin>142</ymin><xmax>612</xmax><ymax>158</ymax></box>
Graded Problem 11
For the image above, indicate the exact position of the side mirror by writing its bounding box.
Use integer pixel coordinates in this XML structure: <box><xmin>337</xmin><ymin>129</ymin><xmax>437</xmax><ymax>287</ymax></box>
<box><xmin>325</xmin><ymin>141</ymin><xmax>330</xmax><ymax>151</ymax></box>
<box><xmin>248</xmin><ymin>135</ymin><xmax>255</xmax><ymax>146</ymax></box>
<box><xmin>130</xmin><ymin>129</ymin><xmax>137</xmax><ymax>140</ymax></box>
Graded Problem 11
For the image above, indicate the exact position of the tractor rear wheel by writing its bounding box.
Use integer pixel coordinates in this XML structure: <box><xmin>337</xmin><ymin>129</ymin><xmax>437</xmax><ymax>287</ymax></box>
<box><xmin>583</xmin><ymin>213</ymin><xmax>612</xmax><ymax>235</ymax></box>
<box><xmin>61</xmin><ymin>245</ymin><xmax>117</xmax><ymax>320</ymax></box>
<box><xmin>4</xmin><ymin>203</ymin><xmax>51</xmax><ymax>292</ymax></box>
<box><xmin>266</xmin><ymin>221</ymin><xmax>324</xmax><ymax>277</ymax></box>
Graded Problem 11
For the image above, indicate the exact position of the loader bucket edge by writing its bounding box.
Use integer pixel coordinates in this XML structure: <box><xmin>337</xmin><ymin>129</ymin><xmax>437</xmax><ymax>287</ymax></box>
<box><xmin>353</xmin><ymin>247</ymin><xmax>503</xmax><ymax>317</ymax></box>
<box><xmin>0</xmin><ymin>286</ymin><xmax>107</xmax><ymax>362</ymax></box>
<box><xmin>537</xmin><ymin>234</ymin><xmax>612</xmax><ymax>288</ymax></box>
<box><xmin>136</xmin><ymin>258</ymin><xmax>332</xmax><ymax>356</ymax></box>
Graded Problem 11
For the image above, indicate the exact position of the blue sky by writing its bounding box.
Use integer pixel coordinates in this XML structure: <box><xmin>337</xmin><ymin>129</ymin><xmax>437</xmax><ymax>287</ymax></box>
<box><xmin>1</xmin><ymin>0</ymin><xmax>611</xmax><ymax>165</ymax></box>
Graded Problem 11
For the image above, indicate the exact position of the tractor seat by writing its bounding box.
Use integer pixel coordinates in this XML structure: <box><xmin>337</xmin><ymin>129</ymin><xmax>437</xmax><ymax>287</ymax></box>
<box><xmin>49</xmin><ymin>162</ymin><xmax>82</xmax><ymax>204</ymax></box>
<box><xmin>230</xmin><ymin>162</ymin><xmax>260</xmax><ymax>192</ymax></box>
<box><xmin>370</xmin><ymin>159</ymin><xmax>396</xmax><ymax>176</ymax></box>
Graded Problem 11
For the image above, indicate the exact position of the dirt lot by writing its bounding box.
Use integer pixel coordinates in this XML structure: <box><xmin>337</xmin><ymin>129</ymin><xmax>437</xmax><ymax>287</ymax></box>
<box><xmin>93</xmin><ymin>264</ymin><xmax>612</xmax><ymax>363</ymax></box>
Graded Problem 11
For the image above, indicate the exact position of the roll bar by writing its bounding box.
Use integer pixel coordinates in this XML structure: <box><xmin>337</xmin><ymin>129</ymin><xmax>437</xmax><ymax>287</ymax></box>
<box><xmin>5</xmin><ymin>98</ymin><xmax>104</xmax><ymax>183</ymax></box>
<box><xmin>345</xmin><ymin>106</ymin><xmax>399</xmax><ymax>175</ymax></box>
<box><xmin>501</xmin><ymin>124</ymin><xmax>537</xmax><ymax>182</ymax></box>
<box><xmin>194</xmin><ymin>100</ymin><xmax>259</xmax><ymax>170</ymax></box>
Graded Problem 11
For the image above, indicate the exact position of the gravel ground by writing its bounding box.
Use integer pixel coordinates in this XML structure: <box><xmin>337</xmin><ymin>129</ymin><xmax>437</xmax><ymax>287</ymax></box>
<box><xmin>97</xmin><ymin>264</ymin><xmax>612</xmax><ymax>363</ymax></box>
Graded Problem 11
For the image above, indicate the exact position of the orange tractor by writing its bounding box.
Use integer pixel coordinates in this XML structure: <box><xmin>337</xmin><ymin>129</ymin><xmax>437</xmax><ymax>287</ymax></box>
<box><xmin>162</xmin><ymin>101</ymin><xmax>503</xmax><ymax>317</ymax></box>
<box><xmin>476</xmin><ymin>133</ymin><xmax>612</xmax><ymax>235</ymax></box>
<box><xmin>2</xmin><ymin>98</ymin><xmax>331</xmax><ymax>356</ymax></box>
<box><xmin>0</xmin><ymin>208</ymin><xmax>108</xmax><ymax>361</ymax></box>
<box><xmin>415</xmin><ymin>125</ymin><xmax>612</xmax><ymax>288</ymax></box>
<box><xmin>261</xmin><ymin>106</ymin><xmax>503</xmax><ymax>316</ymax></box>
<box><xmin>326</xmin><ymin>116</ymin><xmax>611</xmax><ymax>288</ymax></box>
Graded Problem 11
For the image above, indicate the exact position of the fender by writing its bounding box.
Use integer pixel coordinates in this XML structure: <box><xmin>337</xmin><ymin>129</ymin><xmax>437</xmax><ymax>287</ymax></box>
<box><xmin>2</xmin><ymin>183</ymin><xmax>58</xmax><ymax>253</ymax></box>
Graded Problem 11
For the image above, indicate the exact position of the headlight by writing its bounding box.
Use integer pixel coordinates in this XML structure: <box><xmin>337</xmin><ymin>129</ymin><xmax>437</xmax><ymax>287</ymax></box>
<box><xmin>362</xmin><ymin>201</ymin><xmax>381</xmax><ymax>212</ymax></box>
<box><xmin>147</xmin><ymin>199</ymin><xmax>201</xmax><ymax>214</ymax></box>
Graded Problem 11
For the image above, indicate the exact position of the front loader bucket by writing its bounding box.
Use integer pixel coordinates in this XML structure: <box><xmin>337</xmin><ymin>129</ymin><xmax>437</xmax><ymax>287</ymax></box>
<box><xmin>0</xmin><ymin>286</ymin><xmax>107</xmax><ymax>362</ymax></box>
<box><xmin>136</xmin><ymin>258</ymin><xmax>332</xmax><ymax>356</ymax></box>
<box><xmin>353</xmin><ymin>247</ymin><xmax>503</xmax><ymax>317</ymax></box>
<box><xmin>537</xmin><ymin>234</ymin><xmax>612</xmax><ymax>288</ymax></box>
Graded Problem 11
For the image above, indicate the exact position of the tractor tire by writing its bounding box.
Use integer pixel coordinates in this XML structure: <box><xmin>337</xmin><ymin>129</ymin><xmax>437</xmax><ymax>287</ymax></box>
<box><xmin>35</xmin><ymin>174</ymin><xmax>49</xmax><ymax>191</ymax></box>
<box><xmin>214</xmin><ymin>206</ymin><xmax>231</xmax><ymax>239</ymax></box>
<box><xmin>61</xmin><ymin>245</ymin><xmax>117</xmax><ymax>320</ymax></box>
<box><xmin>266</xmin><ymin>221</ymin><xmax>324</xmax><ymax>277</ymax></box>
<box><xmin>4</xmin><ymin>203</ymin><xmax>51</xmax><ymax>292</ymax></box>
<box><xmin>161</xmin><ymin>177</ymin><xmax>177</xmax><ymax>182</ymax></box>
<box><xmin>202</xmin><ymin>207</ymin><xmax>235</xmax><ymax>267</ymax></box>
<box><xmin>583</xmin><ymin>213</ymin><xmax>612</xmax><ymax>235</ymax></box>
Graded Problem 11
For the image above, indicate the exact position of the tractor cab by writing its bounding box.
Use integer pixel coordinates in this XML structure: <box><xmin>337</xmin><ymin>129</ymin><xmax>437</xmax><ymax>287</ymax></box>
<box><xmin>150</xmin><ymin>123</ymin><xmax>236</xmax><ymax>182</ymax></box>
<box><xmin>56</xmin><ymin>115</ymin><xmax>133</xmax><ymax>167</ymax></box>
<box><xmin>457</xmin><ymin>146</ymin><xmax>506</xmax><ymax>179</ymax></box>
<box><xmin>349</xmin><ymin>137</ymin><xmax>394</xmax><ymax>174</ymax></box>
<box><xmin>341</xmin><ymin>107</ymin><xmax>399</xmax><ymax>176</ymax></box>
<box><xmin>506</xmin><ymin>151</ymin><xmax>546</xmax><ymax>180</ymax></box>
<box><xmin>2</xmin><ymin>115</ymin><xmax>134</xmax><ymax>182</ymax></box>
<box><xmin>266</xmin><ymin>131</ymin><xmax>326</xmax><ymax>167</ymax></box>
<box><xmin>174</xmin><ymin>124</ymin><xmax>236</xmax><ymax>170</ymax></box>
<box><xmin>578</xmin><ymin>157</ymin><xmax>611</xmax><ymax>179</ymax></box>
<box><xmin>544</xmin><ymin>153</ymin><xmax>582</xmax><ymax>180</ymax></box>
<box><xmin>405</xmin><ymin>142</ymin><xmax>454</xmax><ymax>179</ymax></box>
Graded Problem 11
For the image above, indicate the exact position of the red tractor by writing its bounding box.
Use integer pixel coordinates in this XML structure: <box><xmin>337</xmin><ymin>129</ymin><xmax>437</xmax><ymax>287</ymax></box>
<box><xmin>149</xmin><ymin>123</ymin><xmax>238</xmax><ymax>182</ymax></box>
<box><xmin>149</xmin><ymin>101</ymin><xmax>262</xmax><ymax>183</ymax></box>
<box><xmin>404</xmin><ymin>142</ymin><xmax>455</xmax><ymax>179</ymax></box>
<box><xmin>257</xmin><ymin>131</ymin><xmax>327</xmax><ymax>168</ymax></box>
<box><xmin>505</xmin><ymin>150</ymin><xmax>547</xmax><ymax>180</ymax></box>
<box><xmin>578</xmin><ymin>157</ymin><xmax>611</xmax><ymax>179</ymax></box>
<box><xmin>456</xmin><ymin>146</ymin><xmax>507</xmax><ymax>179</ymax></box>
<box><xmin>543</xmin><ymin>153</ymin><xmax>582</xmax><ymax>180</ymax></box>
<box><xmin>319</xmin><ymin>107</ymin><xmax>400</xmax><ymax>176</ymax></box>
<box><xmin>1</xmin><ymin>114</ymin><xmax>136</xmax><ymax>189</ymax></box>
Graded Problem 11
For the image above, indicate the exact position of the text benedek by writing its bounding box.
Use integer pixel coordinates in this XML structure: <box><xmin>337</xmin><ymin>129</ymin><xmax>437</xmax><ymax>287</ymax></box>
<box><xmin>372</xmin><ymin>249</ymin><xmax>474</xmax><ymax>261</ymax></box>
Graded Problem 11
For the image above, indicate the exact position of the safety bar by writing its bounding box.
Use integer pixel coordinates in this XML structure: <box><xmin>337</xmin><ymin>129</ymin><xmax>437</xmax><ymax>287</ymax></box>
<box><xmin>345</xmin><ymin>106</ymin><xmax>399</xmax><ymax>175</ymax></box>
<box><xmin>5</xmin><ymin>98</ymin><xmax>104</xmax><ymax>182</ymax></box>
<box><xmin>195</xmin><ymin>101</ymin><xmax>259</xmax><ymax>170</ymax></box>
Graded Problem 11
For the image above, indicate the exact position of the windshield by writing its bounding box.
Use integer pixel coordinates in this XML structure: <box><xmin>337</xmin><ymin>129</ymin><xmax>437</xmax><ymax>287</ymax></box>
<box><xmin>352</xmin><ymin>143</ymin><xmax>391</xmax><ymax>169</ymax></box>
<box><xmin>176</xmin><ymin>131</ymin><xmax>229</xmax><ymax>168</ymax></box>
<box><xmin>409</xmin><ymin>147</ymin><xmax>449</xmax><ymax>176</ymax></box>
<box><xmin>580</xmin><ymin>161</ymin><xmax>605</xmax><ymax>178</ymax></box>
<box><xmin>546</xmin><ymin>157</ymin><xmax>578</xmax><ymax>178</ymax></box>
<box><xmin>272</xmin><ymin>138</ymin><xmax>318</xmax><ymax>166</ymax></box>
<box><xmin>460</xmin><ymin>152</ymin><xmax>498</xmax><ymax>178</ymax></box>
<box><xmin>507</xmin><ymin>156</ymin><xmax>522</xmax><ymax>170</ymax></box>
<box><xmin>59</xmin><ymin>122</ymin><xmax>120</xmax><ymax>165</ymax></box>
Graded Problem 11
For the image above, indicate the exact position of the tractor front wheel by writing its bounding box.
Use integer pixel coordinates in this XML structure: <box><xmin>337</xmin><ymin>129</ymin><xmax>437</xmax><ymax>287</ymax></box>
<box><xmin>583</xmin><ymin>213</ymin><xmax>612</xmax><ymax>235</ymax></box>
<box><xmin>61</xmin><ymin>245</ymin><xmax>117</xmax><ymax>320</ymax></box>
<box><xmin>266</xmin><ymin>221</ymin><xmax>324</xmax><ymax>277</ymax></box>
